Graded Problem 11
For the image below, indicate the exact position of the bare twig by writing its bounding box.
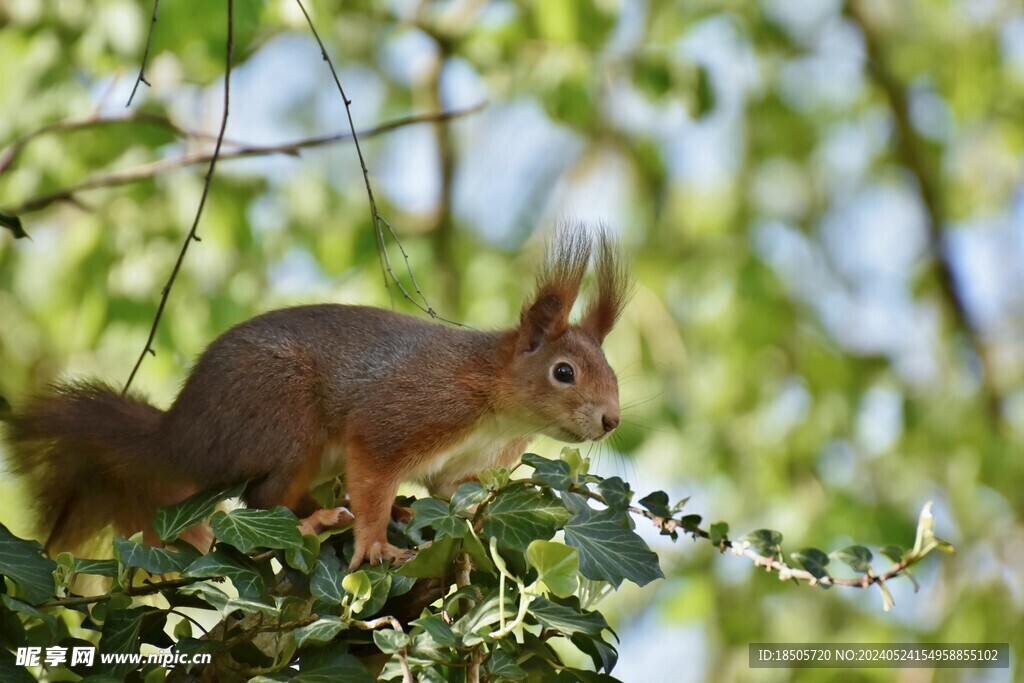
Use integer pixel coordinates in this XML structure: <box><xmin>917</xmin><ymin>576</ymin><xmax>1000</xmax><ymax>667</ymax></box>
<box><xmin>0</xmin><ymin>111</ymin><xmax>245</xmax><ymax>175</ymax></box>
<box><xmin>350</xmin><ymin>615</ymin><xmax>415</xmax><ymax>682</ymax></box>
<box><xmin>845</xmin><ymin>0</ymin><xmax>1003</xmax><ymax>425</ymax></box>
<box><xmin>5</xmin><ymin>104</ymin><xmax>484</xmax><ymax>215</ymax></box>
<box><xmin>293</xmin><ymin>0</ymin><xmax>461</xmax><ymax>327</ymax></box>
<box><xmin>39</xmin><ymin>576</ymin><xmax>210</xmax><ymax>609</ymax></box>
<box><xmin>123</xmin><ymin>0</ymin><xmax>234</xmax><ymax>393</ymax></box>
<box><xmin>127</xmin><ymin>0</ymin><xmax>161</xmax><ymax>107</ymax></box>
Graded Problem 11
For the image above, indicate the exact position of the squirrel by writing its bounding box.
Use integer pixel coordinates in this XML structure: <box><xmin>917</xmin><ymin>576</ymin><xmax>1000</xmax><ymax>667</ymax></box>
<box><xmin>3</xmin><ymin>225</ymin><xmax>630</xmax><ymax>570</ymax></box>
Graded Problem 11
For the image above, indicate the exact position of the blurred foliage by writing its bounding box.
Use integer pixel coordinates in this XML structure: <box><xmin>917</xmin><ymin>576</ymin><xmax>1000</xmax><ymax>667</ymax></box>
<box><xmin>1</xmin><ymin>0</ymin><xmax>1023</xmax><ymax>681</ymax></box>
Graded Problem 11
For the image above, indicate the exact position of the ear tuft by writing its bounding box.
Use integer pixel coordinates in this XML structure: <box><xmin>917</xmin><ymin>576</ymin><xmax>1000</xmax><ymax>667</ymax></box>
<box><xmin>580</xmin><ymin>226</ymin><xmax>632</xmax><ymax>343</ymax></box>
<box><xmin>518</xmin><ymin>223</ymin><xmax>592</xmax><ymax>352</ymax></box>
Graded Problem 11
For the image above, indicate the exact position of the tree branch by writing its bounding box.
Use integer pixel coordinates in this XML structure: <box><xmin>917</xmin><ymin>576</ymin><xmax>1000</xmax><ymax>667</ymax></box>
<box><xmin>845</xmin><ymin>0</ymin><xmax>1004</xmax><ymax>426</ymax></box>
<box><xmin>126</xmin><ymin>0</ymin><xmax>161</xmax><ymax>107</ymax></box>
<box><xmin>3</xmin><ymin>104</ymin><xmax>484</xmax><ymax>215</ymax></box>
<box><xmin>293</xmin><ymin>0</ymin><xmax>462</xmax><ymax>327</ymax></box>
<box><xmin>122</xmin><ymin>0</ymin><xmax>234</xmax><ymax>393</ymax></box>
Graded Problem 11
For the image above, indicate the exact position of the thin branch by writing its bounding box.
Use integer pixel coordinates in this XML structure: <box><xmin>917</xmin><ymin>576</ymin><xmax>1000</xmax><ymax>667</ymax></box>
<box><xmin>293</xmin><ymin>0</ymin><xmax>461</xmax><ymax>327</ymax></box>
<box><xmin>0</xmin><ymin>111</ymin><xmax>245</xmax><ymax>175</ymax></box>
<box><xmin>350</xmin><ymin>615</ymin><xmax>415</xmax><ymax>682</ymax></box>
<box><xmin>122</xmin><ymin>0</ymin><xmax>234</xmax><ymax>393</ymax></box>
<box><xmin>39</xmin><ymin>576</ymin><xmax>210</xmax><ymax>609</ymax></box>
<box><xmin>845</xmin><ymin>0</ymin><xmax>1003</xmax><ymax>425</ymax></box>
<box><xmin>5</xmin><ymin>104</ymin><xmax>484</xmax><ymax>215</ymax></box>
<box><xmin>126</xmin><ymin>0</ymin><xmax>161</xmax><ymax>107</ymax></box>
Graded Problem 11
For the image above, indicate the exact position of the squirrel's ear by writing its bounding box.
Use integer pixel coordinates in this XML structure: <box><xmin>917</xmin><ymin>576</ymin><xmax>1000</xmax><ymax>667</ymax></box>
<box><xmin>518</xmin><ymin>226</ymin><xmax>591</xmax><ymax>353</ymax></box>
<box><xmin>518</xmin><ymin>292</ymin><xmax>570</xmax><ymax>352</ymax></box>
<box><xmin>580</xmin><ymin>230</ymin><xmax>631</xmax><ymax>344</ymax></box>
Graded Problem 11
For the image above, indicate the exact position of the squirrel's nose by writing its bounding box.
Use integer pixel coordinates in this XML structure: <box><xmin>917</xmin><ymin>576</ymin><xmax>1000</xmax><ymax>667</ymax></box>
<box><xmin>601</xmin><ymin>411</ymin><xmax>620</xmax><ymax>433</ymax></box>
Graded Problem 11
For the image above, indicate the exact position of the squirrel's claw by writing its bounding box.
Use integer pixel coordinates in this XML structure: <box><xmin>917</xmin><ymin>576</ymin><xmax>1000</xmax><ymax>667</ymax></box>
<box><xmin>349</xmin><ymin>541</ymin><xmax>416</xmax><ymax>571</ymax></box>
<box><xmin>299</xmin><ymin>506</ymin><xmax>355</xmax><ymax>536</ymax></box>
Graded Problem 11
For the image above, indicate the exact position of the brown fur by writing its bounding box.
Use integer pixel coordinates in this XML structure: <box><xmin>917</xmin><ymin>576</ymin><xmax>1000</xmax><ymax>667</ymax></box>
<box><xmin>3</xmin><ymin>224</ymin><xmax>630</xmax><ymax>568</ymax></box>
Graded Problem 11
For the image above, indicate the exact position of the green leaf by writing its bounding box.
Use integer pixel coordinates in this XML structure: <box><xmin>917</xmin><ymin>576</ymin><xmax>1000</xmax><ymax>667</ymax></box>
<box><xmin>740</xmin><ymin>529</ymin><xmax>783</xmax><ymax>557</ymax></box>
<box><xmin>461</xmin><ymin>527</ymin><xmax>495</xmax><ymax>572</ymax></box>
<box><xmin>487</xmin><ymin>649</ymin><xmax>527</xmax><ymax>680</ymax></box>
<box><xmin>833</xmin><ymin>545</ymin><xmax>873</xmax><ymax>573</ymax></box>
<box><xmin>285</xmin><ymin>534</ymin><xmax>321</xmax><ymax>574</ymax></box>
<box><xmin>529</xmin><ymin>597</ymin><xmax>608</xmax><ymax>637</ymax></box>
<box><xmin>523</xmin><ymin>453</ymin><xmax>572</xmax><ymax>490</ymax></box>
<box><xmin>74</xmin><ymin>559</ymin><xmax>120</xmax><ymax>577</ymax></box>
<box><xmin>182</xmin><ymin>547</ymin><xmax>266</xmax><ymax>600</ymax></box>
<box><xmin>709</xmin><ymin>522</ymin><xmax>729</xmax><ymax>547</ymax></box>
<box><xmin>154</xmin><ymin>482</ymin><xmax>245</xmax><ymax>542</ymax></box>
<box><xmin>410</xmin><ymin>613</ymin><xmax>456</xmax><ymax>647</ymax></box>
<box><xmin>483</xmin><ymin>487</ymin><xmax>570</xmax><ymax>552</ymax></box>
<box><xmin>449</xmin><ymin>482</ymin><xmax>489</xmax><ymax>514</ymax></box>
<box><xmin>98</xmin><ymin>607</ymin><xmax>145</xmax><ymax>677</ymax></box>
<box><xmin>114</xmin><ymin>537</ymin><xmax>193</xmax><ymax>574</ymax></box>
<box><xmin>342</xmin><ymin>570</ymin><xmax>372</xmax><ymax>613</ymax></box>
<box><xmin>373</xmin><ymin>629</ymin><xmax>410</xmax><ymax>654</ymax></box>
<box><xmin>452</xmin><ymin>590</ymin><xmax>504</xmax><ymax>645</ymax></box>
<box><xmin>479</xmin><ymin>467</ymin><xmax>511</xmax><ymax>490</ymax></box>
<box><xmin>295</xmin><ymin>644</ymin><xmax>374</xmax><ymax>682</ymax></box>
<box><xmin>293</xmin><ymin>616</ymin><xmax>347</xmax><ymax>648</ymax></box>
<box><xmin>791</xmin><ymin>547</ymin><xmax>831</xmax><ymax>588</ymax></box>
<box><xmin>1</xmin><ymin>594</ymin><xmax>58</xmax><ymax>635</ymax></box>
<box><xmin>0</xmin><ymin>210</ymin><xmax>28</xmax><ymax>239</ymax></box>
<box><xmin>911</xmin><ymin>501</ymin><xmax>955</xmax><ymax>558</ymax></box>
<box><xmin>596</xmin><ymin>477</ymin><xmax>632</xmax><ymax>512</ymax></box>
<box><xmin>563</xmin><ymin>507</ymin><xmax>663</xmax><ymax>588</ymax></box>
<box><xmin>311</xmin><ymin>546</ymin><xmax>345</xmax><ymax>605</ymax></box>
<box><xmin>178</xmin><ymin>582</ymin><xmax>279</xmax><ymax>618</ymax></box>
<box><xmin>0</xmin><ymin>523</ymin><xmax>57</xmax><ymax>604</ymax></box>
<box><xmin>210</xmin><ymin>506</ymin><xmax>303</xmax><ymax>552</ymax></box>
<box><xmin>879</xmin><ymin>545</ymin><xmax>905</xmax><ymax>564</ymax></box>
<box><xmin>571</xmin><ymin>633</ymin><xmax>618</xmax><ymax>674</ymax></box>
<box><xmin>637</xmin><ymin>491</ymin><xmax>671</xmax><ymax>518</ymax></box>
<box><xmin>396</xmin><ymin>535</ymin><xmax>460</xmax><ymax>578</ymax></box>
<box><xmin>408</xmin><ymin>498</ymin><xmax>468</xmax><ymax>538</ymax></box>
<box><xmin>527</xmin><ymin>540</ymin><xmax>580</xmax><ymax>598</ymax></box>
<box><xmin>560</xmin><ymin>447</ymin><xmax>587</xmax><ymax>477</ymax></box>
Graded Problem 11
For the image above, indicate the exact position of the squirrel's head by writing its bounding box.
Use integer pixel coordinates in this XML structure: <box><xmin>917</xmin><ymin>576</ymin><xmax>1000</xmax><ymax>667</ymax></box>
<box><xmin>502</xmin><ymin>225</ymin><xmax>632</xmax><ymax>443</ymax></box>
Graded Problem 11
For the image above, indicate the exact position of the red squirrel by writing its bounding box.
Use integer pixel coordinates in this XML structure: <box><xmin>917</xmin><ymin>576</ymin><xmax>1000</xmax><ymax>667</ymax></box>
<box><xmin>5</xmin><ymin>226</ymin><xmax>630</xmax><ymax>570</ymax></box>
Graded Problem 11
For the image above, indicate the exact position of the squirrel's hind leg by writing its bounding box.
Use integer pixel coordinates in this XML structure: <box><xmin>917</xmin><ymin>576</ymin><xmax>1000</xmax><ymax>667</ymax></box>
<box><xmin>345</xmin><ymin>444</ymin><xmax>413</xmax><ymax>570</ymax></box>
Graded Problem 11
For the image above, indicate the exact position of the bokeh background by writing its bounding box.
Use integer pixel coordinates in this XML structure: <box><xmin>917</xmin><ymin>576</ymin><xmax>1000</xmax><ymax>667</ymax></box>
<box><xmin>2</xmin><ymin>0</ymin><xmax>1023</xmax><ymax>681</ymax></box>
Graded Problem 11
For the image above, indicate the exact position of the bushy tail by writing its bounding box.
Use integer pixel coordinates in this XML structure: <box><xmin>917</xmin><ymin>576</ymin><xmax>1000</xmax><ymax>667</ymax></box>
<box><xmin>4</xmin><ymin>380</ymin><xmax>188</xmax><ymax>553</ymax></box>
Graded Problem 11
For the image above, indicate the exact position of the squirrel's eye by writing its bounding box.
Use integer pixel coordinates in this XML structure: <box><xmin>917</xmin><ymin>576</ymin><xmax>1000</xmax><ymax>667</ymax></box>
<box><xmin>552</xmin><ymin>362</ymin><xmax>575</xmax><ymax>384</ymax></box>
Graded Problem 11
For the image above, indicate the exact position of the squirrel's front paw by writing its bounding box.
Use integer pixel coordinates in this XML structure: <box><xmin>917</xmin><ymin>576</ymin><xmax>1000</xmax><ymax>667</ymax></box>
<box><xmin>349</xmin><ymin>541</ymin><xmax>416</xmax><ymax>571</ymax></box>
<box><xmin>299</xmin><ymin>506</ymin><xmax>355</xmax><ymax>536</ymax></box>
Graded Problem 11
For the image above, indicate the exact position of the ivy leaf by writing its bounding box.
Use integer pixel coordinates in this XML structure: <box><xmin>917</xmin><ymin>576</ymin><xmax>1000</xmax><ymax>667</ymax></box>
<box><xmin>293</xmin><ymin>616</ymin><xmax>347</xmax><ymax>648</ymax></box>
<box><xmin>596</xmin><ymin>477</ymin><xmax>632</xmax><ymax>512</ymax></box>
<box><xmin>529</xmin><ymin>597</ymin><xmax>608</xmax><ymax>637</ymax></box>
<box><xmin>408</xmin><ymin>498</ymin><xmax>468</xmax><ymax>538</ymax></box>
<box><xmin>487</xmin><ymin>649</ymin><xmax>527</xmax><ymax>680</ymax></box>
<box><xmin>74</xmin><ymin>559</ymin><xmax>119</xmax><ymax>577</ymax></box>
<box><xmin>373</xmin><ymin>629</ymin><xmax>410</xmax><ymax>654</ymax></box>
<box><xmin>791</xmin><ymin>547</ymin><xmax>831</xmax><ymax>588</ymax></box>
<box><xmin>114</xmin><ymin>537</ymin><xmax>194</xmax><ymax>574</ymax></box>
<box><xmin>410</xmin><ymin>614</ymin><xmax>457</xmax><ymax>647</ymax></box>
<box><xmin>0</xmin><ymin>524</ymin><xmax>57</xmax><ymax>605</ymax></box>
<box><xmin>527</xmin><ymin>540</ymin><xmax>580</xmax><ymax>598</ymax></box>
<box><xmin>879</xmin><ymin>545</ymin><xmax>906</xmax><ymax>564</ymax></box>
<box><xmin>0</xmin><ymin>210</ymin><xmax>28</xmax><ymax>239</ymax></box>
<box><xmin>637</xmin><ymin>491</ymin><xmax>671</xmax><ymax>518</ymax></box>
<box><xmin>571</xmin><ymin>633</ymin><xmax>618</xmax><ymax>674</ymax></box>
<box><xmin>154</xmin><ymin>482</ymin><xmax>245</xmax><ymax>542</ymax></box>
<box><xmin>449</xmin><ymin>481</ymin><xmax>489</xmax><ymax>514</ymax></box>
<box><xmin>709</xmin><ymin>522</ymin><xmax>729</xmax><ymax>547</ymax></box>
<box><xmin>311</xmin><ymin>545</ymin><xmax>345</xmax><ymax>605</ymax></box>
<box><xmin>483</xmin><ymin>487</ymin><xmax>570</xmax><ymax>552</ymax></box>
<box><xmin>452</xmin><ymin>591</ymin><xmax>504</xmax><ymax>646</ymax></box>
<box><xmin>182</xmin><ymin>547</ymin><xmax>266</xmax><ymax>601</ymax></box>
<box><xmin>741</xmin><ymin>529</ymin><xmax>783</xmax><ymax>557</ymax></box>
<box><xmin>523</xmin><ymin>453</ymin><xmax>572</xmax><ymax>490</ymax></box>
<box><xmin>833</xmin><ymin>545</ymin><xmax>873</xmax><ymax>573</ymax></box>
<box><xmin>563</xmin><ymin>507</ymin><xmax>663</xmax><ymax>588</ymax></box>
<box><xmin>351</xmin><ymin>565</ymin><xmax>394</xmax><ymax>618</ymax></box>
<box><xmin>1</xmin><ymin>594</ymin><xmax>58</xmax><ymax>636</ymax></box>
<box><xmin>396</xmin><ymin>535</ymin><xmax>460</xmax><ymax>578</ymax></box>
<box><xmin>210</xmin><ymin>506</ymin><xmax>303</xmax><ymax>552</ymax></box>
<box><xmin>295</xmin><ymin>644</ymin><xmax>374</xmax><ymax>682</ymax></box>
<box><xmin>178</xmin><ymin>582</ymin><xmax>279</xmax><ymax>618</ymax></box>
<box><xmin>98</xmin><ymin>607</ymin><xmax>145</xmax><ymax>678</ymax></box>
<box><xmin>285</xmin><ymin>534</ymin><xmax>321</xmax><ymax>574</ymax></box>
